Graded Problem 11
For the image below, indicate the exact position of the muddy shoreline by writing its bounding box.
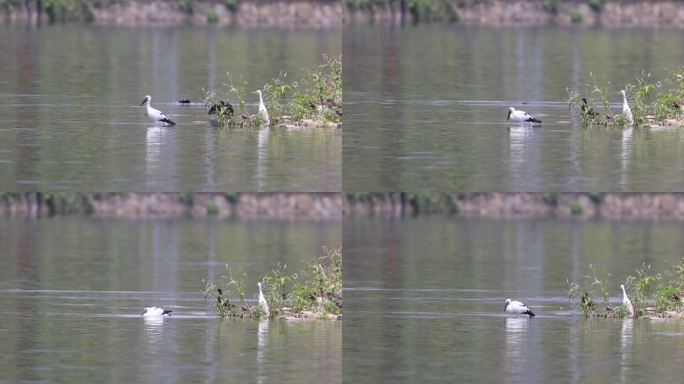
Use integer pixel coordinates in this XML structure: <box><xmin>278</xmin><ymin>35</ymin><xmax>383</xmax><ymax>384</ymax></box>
<box><xmin>344</xmin><ymin>193</ymin><xmax>684</xmax><ymax>221</ymax></box>
<box><xmin>344</xmin><ymin>0</ymin><xmax>684</xmax><ymax>28</ymax></box>
<box><xmin>2</xmin><ymin>0</ymin><xmax>341</xmax><ymax>28</ymax></box>
<box><xmin>1</xmin><ymin>192</ymin><xmax>342</xmax><ymax>220</ymax></box>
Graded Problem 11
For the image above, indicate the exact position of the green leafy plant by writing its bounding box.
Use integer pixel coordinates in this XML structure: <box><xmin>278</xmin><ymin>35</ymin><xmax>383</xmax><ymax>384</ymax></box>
<box><xmin>204</xmin><ymin>247</ymin><xmax>342</xmax><ymax>319</ymax></box>
<box><xmin>588</xmin><ymin>0</ymin><xmax>603</xmax><ymax>13</ymax></box>
<box><xmin>179</xmin><ymin>192</ymin><xmax>194</xmax><ymax>206</ymax></box>
<box><xmin>203</xmin><ymin>265</ymin><xmax>257</xmax><ymax>318</ymax></box>
<box><xmin>206</xmin><ymin>9</ymin><xmax>219</xmax><ymax>24</ymax></box>
<box><xmin>178</xmin><ymin>0</ymin><xmax>193</xmax><ymax>14</ymax></box>
<box><xmin>543</xmin><ymin>0</ymin><xmax>559</xmax><ymax>15</ymax></box>
<box><xmin>289</xmin><ymin>247</ymin><xmax>342</xmax><ymax>317</ymax></box>
<box><xmin>544</xmin><ymin>192</ymin><xmax>559</xmax><ymax>207</ymax></box>
<box><xmin>570</xmin><ymin>69</ymin><xmax>684</xmax><ymax>127</ymax></box>
<box><xmin>205</xmin><ymin>55</ymin><xmax>342</xmax><ymax>129</ymax></box>
<box><xmin>261</xmin><ymin>263</ymin><xmax>293</xmax><ymax>316</ymax></box>
<box><xmin>224</xmin><ymin>0</ymin><xmax>239</xmax><ymax>12</ymax></box>
<box><xmin>570</xmin><ymin>202</ymin><xmax>583</xmax><ymax>215</ymax></box>
<box><xmin>570</xmin><ymin>10</ymin><xmax>582</xmax><ymax>24</ymax></box>
<box><xmin>206</xmin><ymin>202</ymin><xmax>219</xmax><ymax>215</ymax></box>
<box><xmin>568</xmin><ymin>265</ymin><xmax>620</xmax><ymax>318</ymax></box>
<box><xmin>43</xmin><ymin>0</ymin><xmax>95</xmax><ymax>22</ymax></box>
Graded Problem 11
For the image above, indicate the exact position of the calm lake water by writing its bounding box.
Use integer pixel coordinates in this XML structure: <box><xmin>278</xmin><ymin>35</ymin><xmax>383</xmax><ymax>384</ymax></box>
<box><xmin>344</xmin><ymin>216</ymin><xmax>684</xmax><ymax>383</ymax></box>
<box><xmin>344</xmin><ymin>25</ymin><xmax>684</xmax><ymax>191</ymax></box>
<box><xmin>0</xmin><ymin>25</ymin><xmax>341</xmax><ymax>191</ymax></box>
<box><xmin>0</xmin><ymin>217</ymin><xmax>341</xmax><ymax>383</ymax></box>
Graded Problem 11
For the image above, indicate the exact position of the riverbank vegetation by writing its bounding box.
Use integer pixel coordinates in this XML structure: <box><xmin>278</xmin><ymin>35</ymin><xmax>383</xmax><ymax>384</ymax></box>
<box><xmin>568</xmin><ymin>69</ymin><xmax>684</xmax><ymax>128</ymax></box>
<box><xmin>203</xmin><ymin>55</ymin><xmax>341</xmax><ymax>129</ymax></box>
<box><xmin>0</xmin><ymin>192</ymin><xmax>342</xmax><ymax>220</ymax></box>
<box><xmin>1</xmin><ymin>0</ymin><xmax>341</xmax><ymax>27</ymax></box>
<box><xmin>203</xmin><ymin>247</ymin><xmax>342</xmax><ymax>320</ymax></box>
<box><xmin>568</xmin><ymin>262</ymin><xmax>684</xmax><ymax>319</ymax></box>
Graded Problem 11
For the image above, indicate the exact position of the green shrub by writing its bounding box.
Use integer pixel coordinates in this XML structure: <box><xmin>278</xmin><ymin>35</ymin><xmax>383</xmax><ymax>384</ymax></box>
<box><xmin>224</xmin><ymin>0</ymin><xmax>239</xmax><ymax>12</ymax></box>
<box><xmin>224</xmin><ymin>193</ymin><xmax>239</xmax><ymax>204</ymax></box>
<box><xmin>544</xmin><ymin>192</ymin><xmax>559</xmax><ymax>207</ymax></box>
<box><xmin>206</xmin><ymin>10</ymin><xmax>219</xmax><ymax>24</ymax></box>
<box><xmin>43</xmin><ymin>0</ymin><xmax>95</xmax><ymax>23</ymax></box>
<box><xmin>206</xmin><ymin>202</ymin><xmax>219</xmax><ymax>215</ymax></box>
<box><xmin>179</xmin><ymin>193</ymin><xmax>194</xmax><ymax>206</ymax></box>
<box><xmin>588</xmin><ymin>193</ymin><xmax>603</xmax><ymax>204</ymax></box>
<box><xmin>178</xmin><ymin>0</ymin><xmax>193</xmax><ymax>14</ymax></box>
<box><xmin>588</xmin><ymin>0</ymin><xmax>603</xmax><ymax>13</ymax></box>
<box><xmin>570</xmin><ymin>202</ymin><xmax>583</xmax><ymax>215</ymax></box>
<box><xmin>570</xmin><ymin>10</ymin><xmax>583</xmax><ymax>24</ymax></box>
<box><xmin>543</xmin><ymin>0</ymin><xmax>559</xmax><ymax>15</ymax></box>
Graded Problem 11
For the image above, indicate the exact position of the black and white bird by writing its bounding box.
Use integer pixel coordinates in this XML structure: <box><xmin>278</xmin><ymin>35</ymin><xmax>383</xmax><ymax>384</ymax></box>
<box><xmin>620</xmin><ymin>284</ymin><xmax>634</xmax><ymax>318</ymax></box>
<box><xmin>255</xmin><ymin>90</ymin><xmax>270</xmax><ymax>126</ymax></box>
<box><xmin>504</xmin><ymin>299</ymin><xmax>535</xmax><ymax>317</ymax></box>
<box><xmin>507</xmin><ymin>107</ymin><xmax>542</xmax><ymax>124</ymax></box>
<box><xmin>620</xmin><ymin>90</ymin><xmax>634</xmax><ymax>125</ymax></box>
<box><xmin>140</xmin><ymin>95</ymin><xmax>176</xmax><ymax>126</ymax></box>
<box><xmin>581</xmin><ymin>98</ymin><xmax>598</xmax><ymax>118</ymax></box>
<box><xmin>141</xmin><ymin>306</ymin><xmax>173</xmax><ymax>317</ymax></box>
<box><xmin>257</xmin><ymin>282</ymin><xmax>270</xmax><ymax>317</ymax></box>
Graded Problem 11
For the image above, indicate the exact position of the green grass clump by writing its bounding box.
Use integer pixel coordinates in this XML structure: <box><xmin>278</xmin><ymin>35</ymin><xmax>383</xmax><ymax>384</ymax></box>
<box><xmin>178</xmin><ymin>0</ymin><xmax>193</xmax><ymax>14</ymax></box>
<box><xmin>224</xmin><ymin>0</ymin><xmax>239</xmax><ymax>12</ymax></box>
<box><xmin>224</xmin><ymin>192</ymin><xmax>239</xmax><ymax>204</ymax></box>
<box><xmin>543</xmin><ymin>192</ymin><xmax>559</xmax><ymax>207</ymax></box>
<box><xmin>405</xmin><ymin>0</ymin><xmax>460</xmax><ymax>23</ymax></box>
<box><xmin>206</xmin><ymin>202</ymin><xmax>219</xmax><ymax>215</ymax></box>
<box><xmin>203</xmin><ymin>265</ymin><xmax>259</xmax><ymax>318</ymax></box>
<box><xmin>204</xmin><ymin>247</ymin><xmax>342</xmax><ymax>319</ymax></box>
<box><xmin>204</xmin><ymin>55</ymin><xmax>342</xmax><ymax>129</ymax></box>
<box><xmin>179</xmin><ymin>192</ymin><xmax>194</xmax><ymax>206</ymax></box>
<box><xmin>567</xmin><ymin>265</ymin><xmax>626</xmax><ymax>318</ymax></box>
<box><xmin>570</xmin><ymin>10</ymin><xmax>582</xmax><ymax>24</ymax></box>
<box><xmin>588</xmin><ymin>0</ymin><xmax>603</xmax><ymax>13</ymax></box>
<box><xmin>289</xmin><ymin>247</ymin><xmax>342</xmax><ymax>316</ymax></box>
<box><xmin>44</xmin><ymin>192</ymin><xmax>95</xmax><ymax>215</ymax></box>
<box><xmin>569</xmin><ymin>262</ymin><xmax>684</xmax><ymax>319</ymax></box>
<box><xmin>569</xmin><ymin>69</ymin><xmax>684</xmax><ymax>128</ymax></box>
<box><xmin>570</xmin><ymin>202</ymin><xmax>583</xmax><ymax>215</ymax></box>
<box><xmin>543</xmin><ymin>0</ymin><xmax>559</xmax><ymax>15</ymax></box>
<box><xmin>206</xmin><ymin>9</ymin><xmax>219</xmax><ymax>24</ymax></box>
<box><xmin>588</xmin><ymin>192</ymin><xmax>603</xmax><ymax>204</ymax></box>
<box><xmin>43</xmin><ymin>0</ymin><xmax>95</xmax><ymax>22</ymax></box>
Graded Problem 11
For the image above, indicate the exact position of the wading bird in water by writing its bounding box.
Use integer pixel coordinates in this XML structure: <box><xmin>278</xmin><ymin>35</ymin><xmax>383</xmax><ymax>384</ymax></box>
<box><xmin>507</xmin><ymin>107</ymin><xmax>542</xmax><ymax>124</ymax></box>
<box><xmin>504</xmin><ymin>299</ymin><xmax>535</xmax><ymax>317</ymax></box>
<box><xmin>140</xmin><ymin>95</ymin><xmax>176</xmax><ymax>126</ymax></box>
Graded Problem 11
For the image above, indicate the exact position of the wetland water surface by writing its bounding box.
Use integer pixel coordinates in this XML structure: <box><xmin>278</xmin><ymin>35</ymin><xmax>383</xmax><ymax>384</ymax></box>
<box><xmin>0</xmin><ymin>217</ymin><xmax>341</xmax><ymax>383</ymax></box>
<box><xmin>344</xmin><ymin>216</ymin><xmax>684</xmax><ymax>383</ymax></box>
<box><xmin>344</xmin><ymin>25</ymin><xmax>684</xmax><ymax>191</ymax></box>
<box><xmin>0</xmin><ymin>25</ymin><xmax>341</xmax><ymax>191</ymax></box>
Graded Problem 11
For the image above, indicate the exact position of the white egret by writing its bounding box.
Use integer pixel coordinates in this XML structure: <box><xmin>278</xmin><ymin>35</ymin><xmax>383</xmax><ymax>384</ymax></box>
<box><xmin>620</xmin><ymin>90</ymin><xmax>634</xmax><ymax>125</ymax></box>
<box><xmin>620</xmin><ymin>284</ymin><xmax>634</xmax><ymax>318</ymax></box>
<box><xmin>257</xmin><ymin>282</ymin><xmax>270</xmax><ymax>317</ymax></box>
<box><xmin>141</xmin><ymin>307</ymin><xmax>172</xmax><ymax>317</ymax></box>
<box><xmin>507</xmin><ymin>107</ymin><xmax>542</xmax><ymax>124</ymax></box>
<box><xmin>504</xmin><ymin>299</ymin><xmax>536</xmax><ymax>317</ymax></box>
<box><xmin>140</xmin><ymin>95</ymin><xmax>176</xmax><ymax>126</ymax></box>
<box><xmin>255</xmin><ymin>90</ymin><xmax>270</xmax><ymax>126</ymax></box>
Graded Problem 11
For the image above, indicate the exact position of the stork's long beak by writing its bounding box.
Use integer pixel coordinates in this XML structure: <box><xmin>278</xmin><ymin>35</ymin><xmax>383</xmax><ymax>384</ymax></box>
<box><xmin>141</xmin><ymin>309</ymin><xmax>147</xmax><ymax>316</ymax></box>
<box><xmin>140</xmin><ymin>98</ymin><xmax>147</xmax><ymax>106</ymax></box>
<box><xmin>506</xmin><ymin>110</ymin><xmax>511</xmax><ymax>121</ymax></box>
